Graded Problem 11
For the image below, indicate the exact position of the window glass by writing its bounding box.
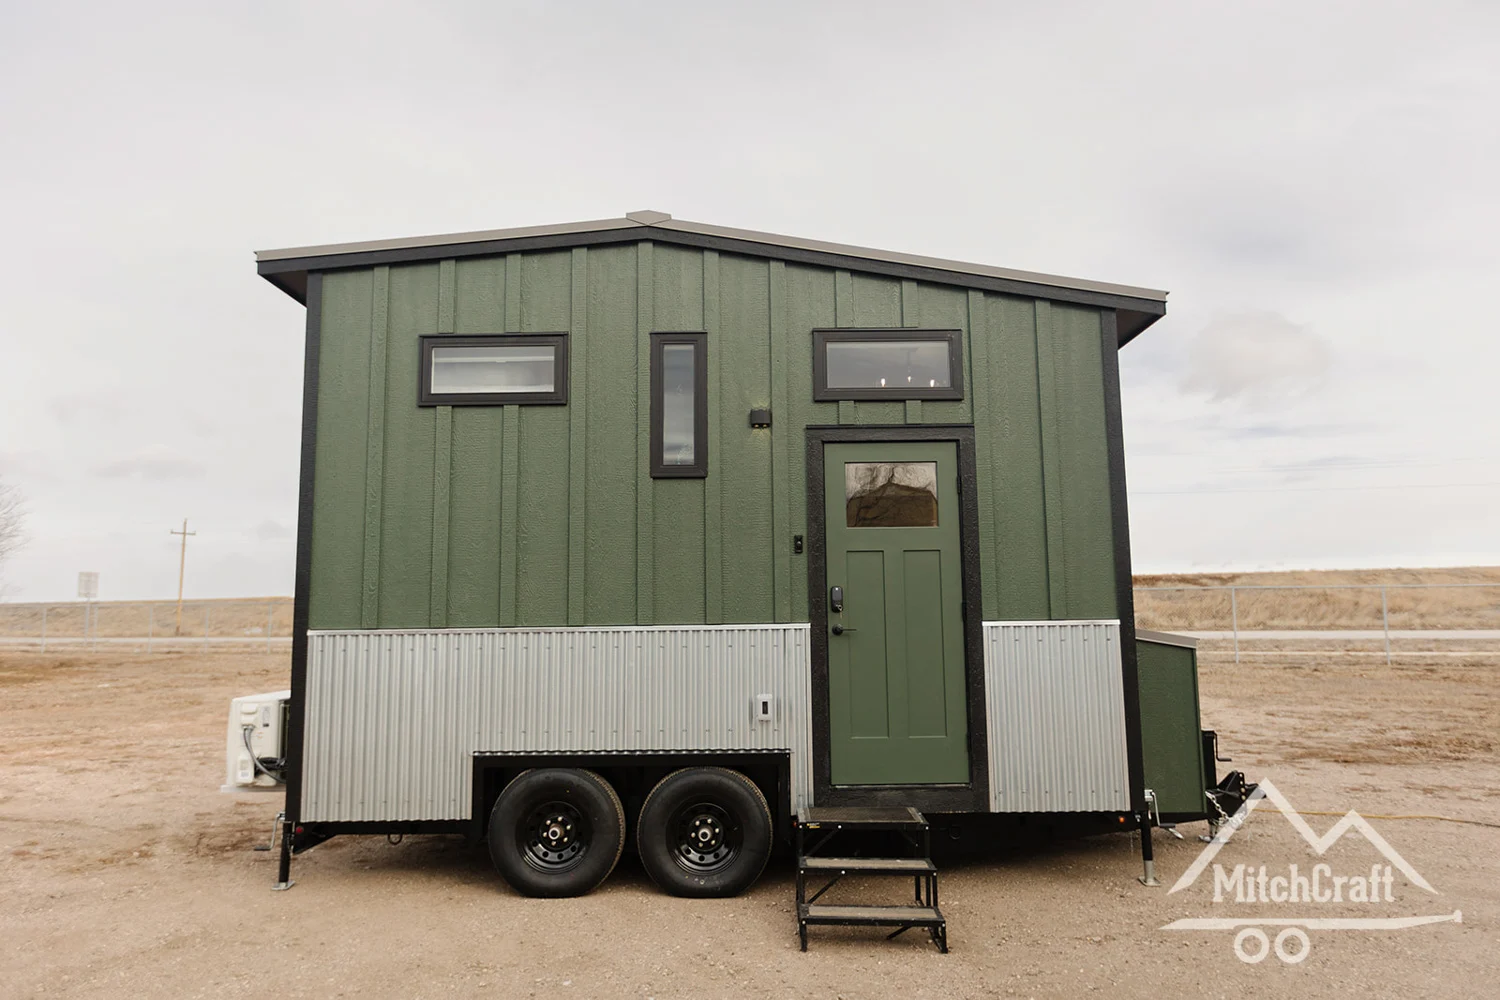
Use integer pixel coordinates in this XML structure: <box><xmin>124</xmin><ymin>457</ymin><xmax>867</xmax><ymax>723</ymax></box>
<box><xmin>650</xmin><ymin>332</ymin><xmax>707</xmax><ymax>477</ymax></box>
<box><xmin>825</xmin><ymin>340</ymin><xmax>952</xmax><ymax>390</ymax></box>
<box><xmin>845</xmin><ymin>462</ymin><xmax>939</xmax><ymax>527</ymax></box>
<box><xmin>430</xmin><ymin>344</ymin><xmax>556</xmax><ymax>395</ymax></box>
<box><xmin>661</xmin><ymin>343</ymin><xmax>696</xmax><ymax>465</ymax></box>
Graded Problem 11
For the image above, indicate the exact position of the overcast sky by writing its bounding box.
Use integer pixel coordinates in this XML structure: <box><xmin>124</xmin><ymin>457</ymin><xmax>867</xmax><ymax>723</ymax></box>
<box><xmin>2</xmin><ymin>1</ymin><xmax>1497</xmax><ymax>602</ymax></box>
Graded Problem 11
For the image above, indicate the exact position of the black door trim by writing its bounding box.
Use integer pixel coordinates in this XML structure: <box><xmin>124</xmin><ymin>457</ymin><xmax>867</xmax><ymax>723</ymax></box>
<box><xmin>805</xmin><ymin>424</ymin><xmax>988</xmax><ymax>813</ymax></box>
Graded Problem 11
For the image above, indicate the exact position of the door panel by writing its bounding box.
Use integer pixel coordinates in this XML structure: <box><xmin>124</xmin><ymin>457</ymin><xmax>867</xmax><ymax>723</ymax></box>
<box><xmin>844</xmin><ymin>549</ymin><xmax>890</xmax><ymax>739</ymax></box>
<box><xmin>825</xmin><ymin>442</ymin><xmax>969</xmax><ymax>786</ymax></box>
<box><xmin>902</xmin><ymin>548</ymin><xmax>948</xmax><ymax>738</ymax></box>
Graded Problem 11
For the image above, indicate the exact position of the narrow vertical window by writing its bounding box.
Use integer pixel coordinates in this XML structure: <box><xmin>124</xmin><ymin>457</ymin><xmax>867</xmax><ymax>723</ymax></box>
<box><xmin>651</xmin><ymin>332</ymin><xmax>707</xmax><ymax>477</ymax></box>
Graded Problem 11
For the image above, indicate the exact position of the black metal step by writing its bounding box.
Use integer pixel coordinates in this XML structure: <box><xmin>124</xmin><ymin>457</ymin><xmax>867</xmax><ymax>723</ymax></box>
<box><xmin>799</xmin><ymin>806</ymin><xmax>927</xmax><ymax>831</ymax></box>
<box><xmin>799</xmin><ymin>856</ymin><xmax>936</xmax><ymax>875</ymax></box>
<box><xmin>799</xmin><ymin>903</ymin><xmax>945</xmax><ymax>926</ymax></box>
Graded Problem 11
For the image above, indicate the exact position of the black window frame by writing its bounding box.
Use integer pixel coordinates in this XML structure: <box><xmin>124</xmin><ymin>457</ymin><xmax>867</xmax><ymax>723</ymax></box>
<box><xmin>811</xmin><ymin>328</ymin><xmax>964</xmax><ymax>402</ymax></box>
<box><xmin>650</xmin><ymin>331</ymin><xmax>708</xmax><ymax>478</ymax></box>
<box><xmin>418</xmin><ymin>333</ymin><xmax>569</xmax><ymax>406</ymax></box>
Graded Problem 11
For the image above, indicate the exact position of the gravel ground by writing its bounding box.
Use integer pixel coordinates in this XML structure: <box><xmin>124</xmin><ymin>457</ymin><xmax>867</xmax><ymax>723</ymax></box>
<box><xmin>2</xmin><ymin>649</ymin><xmax>1496</xmax><ymax>999</ymax></box>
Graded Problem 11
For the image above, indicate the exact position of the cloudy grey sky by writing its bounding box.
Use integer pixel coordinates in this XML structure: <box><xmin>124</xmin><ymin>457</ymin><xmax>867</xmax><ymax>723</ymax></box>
<box><xmin>2</xmin><ymin>1</ymin><xmax>1497</xmax><ymax>601</ymax></box>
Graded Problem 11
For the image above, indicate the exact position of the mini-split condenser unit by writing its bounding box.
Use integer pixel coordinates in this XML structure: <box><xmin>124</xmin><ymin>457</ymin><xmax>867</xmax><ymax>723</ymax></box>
<box><xmin>221</xmin><ymin>689</ymin><xmax>290</xmax><ymax>792</ymax></box>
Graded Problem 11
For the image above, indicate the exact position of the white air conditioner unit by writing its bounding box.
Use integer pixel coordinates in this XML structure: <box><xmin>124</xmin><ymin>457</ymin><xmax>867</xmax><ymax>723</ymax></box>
<box><xmin>221</xmin><ymin>689</ymin><xmax>291</xmax><ymax>792</ymax></box>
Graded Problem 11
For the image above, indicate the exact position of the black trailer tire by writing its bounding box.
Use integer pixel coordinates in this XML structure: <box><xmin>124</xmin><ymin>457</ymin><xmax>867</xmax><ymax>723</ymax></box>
<box><xmin>636</xmin><ymin>767</ymin><xmax>773</xmax><ymax>898</ymax></box>
<box><xmin>488</xmin><ymin>768</ymin><xmax>625</xmax><ymax>898</ymax></box>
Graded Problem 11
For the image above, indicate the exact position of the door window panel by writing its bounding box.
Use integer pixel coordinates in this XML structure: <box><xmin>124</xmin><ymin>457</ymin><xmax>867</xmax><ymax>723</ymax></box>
<box><xmin>845</xmin><ymin>461</ymin><xmax>938</xmax><ymax>527</ymax></box>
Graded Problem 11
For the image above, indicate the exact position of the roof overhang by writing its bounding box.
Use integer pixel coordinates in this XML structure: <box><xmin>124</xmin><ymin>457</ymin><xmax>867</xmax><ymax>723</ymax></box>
<box><xmin>256</xmin><ymin>211</ymin><xmax>1167</xmax><ymax>345</ymax></box>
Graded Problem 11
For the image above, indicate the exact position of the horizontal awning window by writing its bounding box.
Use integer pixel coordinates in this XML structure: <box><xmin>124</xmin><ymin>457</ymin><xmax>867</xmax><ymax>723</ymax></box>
<box><xmin>418</xmin><ymin>334</ymin><xmax>568</xmax><ymax>405</ymax></box>
<box><xmin>813</xmin><ymin>329</ymin><xmax>963</xmax><ymax>401</ymax></box>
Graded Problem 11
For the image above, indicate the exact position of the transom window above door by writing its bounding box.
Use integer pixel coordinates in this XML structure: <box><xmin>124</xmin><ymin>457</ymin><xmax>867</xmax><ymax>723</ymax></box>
<box><xmin>812</xmin><ymin>329</ymin><xmax>963</xmax><ymax>401</ymax></box>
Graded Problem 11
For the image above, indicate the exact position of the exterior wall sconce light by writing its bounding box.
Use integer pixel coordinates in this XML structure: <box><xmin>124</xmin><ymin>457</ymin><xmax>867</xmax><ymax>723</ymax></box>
<box><xmin>748</xmin><ymin>408</ymin><xmax>772</xmax><ymax>428</ymax></box>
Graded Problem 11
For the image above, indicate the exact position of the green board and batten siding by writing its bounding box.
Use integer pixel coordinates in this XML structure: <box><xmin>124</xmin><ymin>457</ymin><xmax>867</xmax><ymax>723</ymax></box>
<box><xmin>1136</xmin><ymin>635</ymin><xmax>1209</xmax><ymax>816</ymax></box>
<box><xmin>306</xmin><ymin>244</ymin><xmax>1119</xmax><ymax>631</ymax></box>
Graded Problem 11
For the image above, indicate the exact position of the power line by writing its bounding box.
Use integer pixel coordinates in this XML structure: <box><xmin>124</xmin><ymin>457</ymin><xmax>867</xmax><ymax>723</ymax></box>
<box><xmin>169</xmin><ymin>518</ymin><xmax>195</xmax><ymax>635</ymax></box>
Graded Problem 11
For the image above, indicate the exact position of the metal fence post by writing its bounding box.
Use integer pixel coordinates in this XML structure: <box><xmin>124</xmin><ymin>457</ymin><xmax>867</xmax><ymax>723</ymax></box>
<box><xmin>267</xmin><ymin>600</ymin><xmax>274</xmax><ymax>654</ymax></box>
<box><xmin>147</xmin><ymin>604</ymin><xmax>154</xmax><ymax>653</ymax></box>
<box><xmin>1230</xmin><ymin>587</ymin><xmax>1240</xmax><ymax>664</ymax></box>
<box><xmin>203</xmin><ymin>603</ymin><xmax>211</xmax><ymax>650</ymax></box>
<box><xmin>1382</xmin><ymin>586</ymin><xmax>1391</xmax><ymax>665</ymax></box>
<box><xmin>41</xmin><ymin>605</ymin><xmax>47</xmax><ymax>652</ymax></box>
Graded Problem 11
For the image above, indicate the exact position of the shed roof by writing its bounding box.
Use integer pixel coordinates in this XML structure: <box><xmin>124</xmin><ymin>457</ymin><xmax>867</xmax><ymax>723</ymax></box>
<box><xmin>257</xmin><ymin>211</ymin><xmax>1167</xmax><ymax>344</ymax></box>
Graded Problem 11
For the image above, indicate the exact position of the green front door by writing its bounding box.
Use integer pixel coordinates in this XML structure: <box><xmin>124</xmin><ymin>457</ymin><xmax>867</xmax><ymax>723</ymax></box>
<box><xmin>824</xmin><ymin>442</ymin><xmax>969</xmax><ymax>785</ymax></box>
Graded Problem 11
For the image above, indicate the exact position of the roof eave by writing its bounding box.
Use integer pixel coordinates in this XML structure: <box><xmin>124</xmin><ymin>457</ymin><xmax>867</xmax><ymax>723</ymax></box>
<box><xmin>256</xmin><ymin>214</ymin><xmax>1168</xmax><ymax>338</ymax></box>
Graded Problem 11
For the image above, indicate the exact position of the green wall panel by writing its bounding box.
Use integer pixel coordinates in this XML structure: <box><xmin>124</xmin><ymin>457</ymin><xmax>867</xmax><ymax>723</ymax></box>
<box><xmin>307</xmin><ymin>269</ymin><xmax>372</xmax><ymax>630</ymax></box>
<box><xmin>306</xmin><ymin>244</ymin><xmax>1124</xmax><ymax>630</ymax></box>
<box><xmin>1137</xmin><ymin>639</ymin><xmax>1207</xmax><ymax>816</ymax></box>
<box><xmin>582</xmin><ymin>245</ymin><xmax>640</xmax><ymax>624</ymax></box>
<box><xmin>445</xmin><ymin>257</ymin><xmax>507</xmax><ymax>626</ymax></box>
<box><xmin>715</xmin><ymin>255</ymin><xmax>775</xmax><ymax>623</ymax></box>
<box><xmin>513</xmin><ymin>251</ymin><xmax>573</xmax><ymax>626</ymax></box>
<box><xmin>982</xmin><ymin>295</ymin><xmax>1049</xmax><ymax>621</ymax></box>
<box><xmin>376</xmin><ymin>263</ymin><xmax>438</xmax><ymax>627</ymax></box>
<box><xmin>781</xmin><ymin>264</ymin><xmax>838</xmax><ymax>622</ymax></box>
<box><xmin>446</xmin><ymin>406</ymin><xmax>504</xmax><ymax>626</ymax></box>
<box><xmin>1045</xmin><ymin>303</ymin><xmax>1117</xmax><ymax>620</ymax></box>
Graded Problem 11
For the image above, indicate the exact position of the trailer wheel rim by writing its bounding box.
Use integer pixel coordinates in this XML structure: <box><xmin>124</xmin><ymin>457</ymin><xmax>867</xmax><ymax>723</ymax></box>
<box><xmin>520</xmin><ymin>800</ymin><xmax>589</xmax><ymax>873</ymax></box>
<box><xmin>672</xmin><ymin>801</ymin><xmax>740</xmax><ymax>874</ymax></box>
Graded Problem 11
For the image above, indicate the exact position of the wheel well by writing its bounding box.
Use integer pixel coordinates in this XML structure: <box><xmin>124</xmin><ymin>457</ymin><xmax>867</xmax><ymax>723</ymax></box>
<box><xmin>471</xmin><ymin>753</ymin><xmax>790</xmax><ymax>846</ymax></box>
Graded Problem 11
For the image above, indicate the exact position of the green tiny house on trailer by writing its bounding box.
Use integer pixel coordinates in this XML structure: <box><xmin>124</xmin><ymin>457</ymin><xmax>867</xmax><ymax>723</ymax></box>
<box><xmin>250</xmin><ymin>211</ymin><xmax>1214</xmax><ymax>907</ymax></box>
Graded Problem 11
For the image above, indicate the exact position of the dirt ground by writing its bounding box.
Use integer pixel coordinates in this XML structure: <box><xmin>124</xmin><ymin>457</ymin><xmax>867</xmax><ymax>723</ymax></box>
<box><xmin>2</xmin><ymin>649</ymin><xmax>1497</xmax><ymax>999</ymax></box>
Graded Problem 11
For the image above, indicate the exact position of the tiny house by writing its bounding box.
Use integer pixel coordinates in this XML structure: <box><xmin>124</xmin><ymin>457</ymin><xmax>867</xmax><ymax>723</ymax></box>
<box><xmin>251</xmin><ymin>211</ymin><xmax>1215</xmax><ymax>910</ymax></box>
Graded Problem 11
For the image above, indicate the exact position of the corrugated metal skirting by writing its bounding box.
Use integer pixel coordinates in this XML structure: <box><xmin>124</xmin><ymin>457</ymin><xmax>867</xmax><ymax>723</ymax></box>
<box><xmin>302</xmin><ymin>625</ymin><xmax>813</xmax><ymax>823</ymax></box>
<box><xmin>983</xmin><ymin>620</ymin><xmax>1130</xmax><ymax>812</ymax></box>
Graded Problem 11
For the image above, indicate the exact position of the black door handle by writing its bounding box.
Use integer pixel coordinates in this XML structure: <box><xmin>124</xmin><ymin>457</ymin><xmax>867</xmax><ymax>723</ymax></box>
<box><xmin>831</xmin><ymin>624</ymin><xmax>858</xmax><ymax>635</ymax></box>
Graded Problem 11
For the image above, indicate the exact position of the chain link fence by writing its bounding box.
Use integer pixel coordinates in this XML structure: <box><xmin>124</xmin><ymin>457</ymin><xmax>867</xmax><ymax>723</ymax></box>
<box><xmin>2</xmin><ymin>586</ymin><xmax>1496</xmax><ymax>662</ymax></box>
<box><xmin>0</xmin><ymin>598</ymin><xmax>293</xmax><ymax>652</ymax></box>
<box><xmin>1134</xmin><ymin>583</ymin><xmax>1500</xmax><ymax>663</ymax></box>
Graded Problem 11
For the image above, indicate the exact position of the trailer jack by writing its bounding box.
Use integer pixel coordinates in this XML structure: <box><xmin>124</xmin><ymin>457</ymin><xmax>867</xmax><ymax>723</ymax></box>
<box><xmin>1137</xmin><ymin>791</ymin><xmax>1159</xmax><ymax>887</ymax></box>
<box><xmin>273</xmin><ymin>814</ymin><xmax>294</xmax><ymax>891</ymax></box>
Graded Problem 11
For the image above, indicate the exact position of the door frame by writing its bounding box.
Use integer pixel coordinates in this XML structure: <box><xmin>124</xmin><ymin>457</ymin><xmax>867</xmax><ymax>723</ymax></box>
<box><xmin>805</xmin><ymin>425</ymin><xmax>989</xmax><ymax>812</ymax></box>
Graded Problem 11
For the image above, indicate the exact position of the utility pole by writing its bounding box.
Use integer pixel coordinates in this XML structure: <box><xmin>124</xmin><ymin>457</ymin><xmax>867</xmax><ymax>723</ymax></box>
<box><xmin>170</xmin><ymin>519</ymin><xmax>195</xmax><ymax>636</ymax></box>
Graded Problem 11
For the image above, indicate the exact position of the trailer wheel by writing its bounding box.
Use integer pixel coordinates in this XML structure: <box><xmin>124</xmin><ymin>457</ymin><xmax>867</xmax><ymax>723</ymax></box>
<box><xmin>488</xmin><ymin>768</ymin><xmax>625</xmax><ymax>897</ymax></box>
<box><xmin>636</xmin><ymin>767</ymin><xmax>772</xmax><ymax>898</ymax></box>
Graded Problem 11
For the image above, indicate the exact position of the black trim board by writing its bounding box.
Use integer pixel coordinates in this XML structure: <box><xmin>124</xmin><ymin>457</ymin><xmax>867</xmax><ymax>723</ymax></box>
<box><xmin>258</xmin><ymin>226</ymin><xmax>1166</xmax><ymax>344</ymax></box>
<box><xmin>285</xmin><ymin>272</ymin><xmax>322</xmax><ymax>829</ymax></box>
<box><xmin>805</xmin><ymin>424</ymin><xmax>988</xmax><ymax>814</ymax></box>
<box><xmin>1100</xmin><ymin>310</ymin><xmax>1147</xmax><ymax>824</ymax></box>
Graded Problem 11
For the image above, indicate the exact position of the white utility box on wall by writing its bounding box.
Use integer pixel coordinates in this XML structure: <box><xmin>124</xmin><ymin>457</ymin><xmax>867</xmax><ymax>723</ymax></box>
<box><xmin>221</xmin><ymin>689</ymin><xmax>291</xmax><ymax>792</ymax></box>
